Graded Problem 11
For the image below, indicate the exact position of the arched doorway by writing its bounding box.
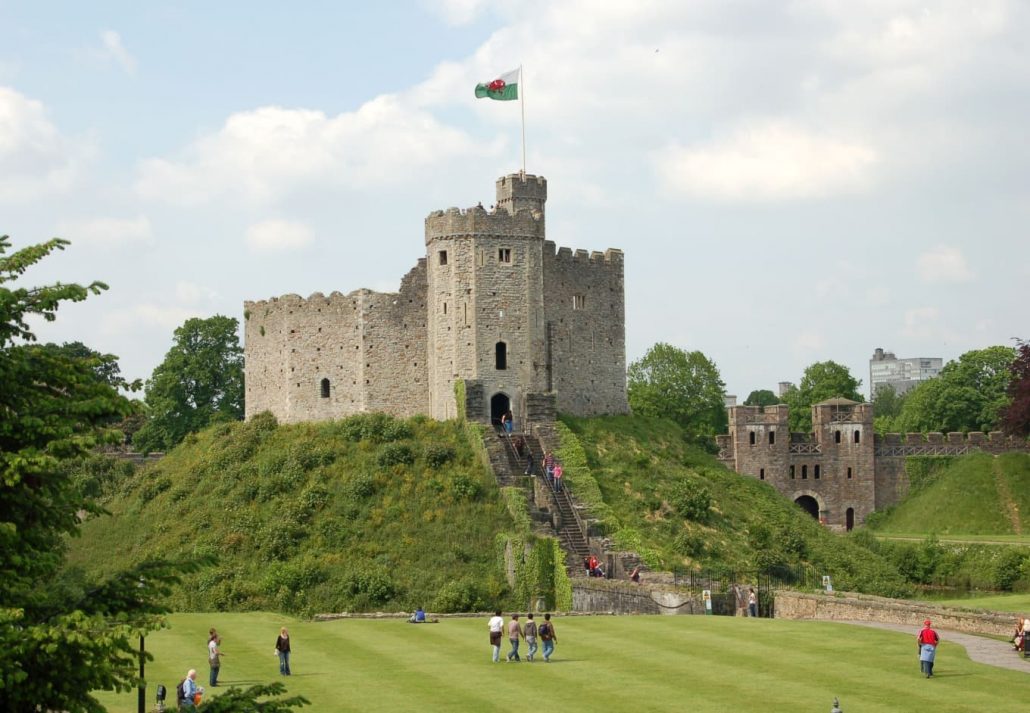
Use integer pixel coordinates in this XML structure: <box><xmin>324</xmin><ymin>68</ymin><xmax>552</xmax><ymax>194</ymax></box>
<box><xmin>490</xmin><ymin>393</ymin><xmax>511</xmax><ymax>428</ymax></box>
<box><xmin>846</xmin><ymin>507</ymin><xmax>855</xmax><ymax>532</ymax></box>
<box><xmin>795</xmin><ymin>495</ymin><xmax>819</xmax><ymax>520</ymax></box>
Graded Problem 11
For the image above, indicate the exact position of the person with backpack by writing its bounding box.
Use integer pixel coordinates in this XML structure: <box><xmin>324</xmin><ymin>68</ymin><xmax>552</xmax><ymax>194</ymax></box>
<box><xmin>179</xmin><ymin>669</ymin><xmax>202</xmax><ymax>709</ymax></box>
<box><xmin>523</xmin><ymin>613</ymin><xmax>538</xmax><ymax>662</ymax></box>
<box><xmin>539</xmin><ymin>612</ymin><xmax>557</xmax><ymax>663</ymax></box>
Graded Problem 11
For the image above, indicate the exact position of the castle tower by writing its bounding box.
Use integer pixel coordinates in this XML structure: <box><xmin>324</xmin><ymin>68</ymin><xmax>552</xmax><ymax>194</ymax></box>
<box><xmin>424</xmin><ymin>173</ymin><xmax>549</xmax><ymax>423</ymax></box>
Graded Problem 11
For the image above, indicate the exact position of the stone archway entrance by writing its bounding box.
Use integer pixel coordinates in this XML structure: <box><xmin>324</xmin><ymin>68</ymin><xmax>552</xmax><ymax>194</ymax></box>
<box><xmin>846</xmin><ymin>507</ymin><xmax>855</xmax><ymax>532</ymax></box>
<box><xmin>795</xmin><ymin>495</ymin><xmax>820</xmax><ymax>520</ymax></box>
<box><xmin>490</xmin><ymin>393</ymin><xmax>511</xmax><ymax>428</ymax></box>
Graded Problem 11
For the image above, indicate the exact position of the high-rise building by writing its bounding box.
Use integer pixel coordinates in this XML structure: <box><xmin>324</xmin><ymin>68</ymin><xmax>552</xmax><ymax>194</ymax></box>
<box><xmin>869</xmin><ymin>348</ymin><xmax>942</xmax><ymax>397</ymax></box>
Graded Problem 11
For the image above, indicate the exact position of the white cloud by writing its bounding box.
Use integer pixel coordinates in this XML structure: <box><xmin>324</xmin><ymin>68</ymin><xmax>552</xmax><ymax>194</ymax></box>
<box><xmin>425</xmin><ymin>0</ymin><xmax>489</xmax><ymax>26</ymax></box>
<box><xmin>136</xmin><ymin>97</ymin><xmax>488</xmax><ymax>205</ymax></box>
<box><xmin>916</xmin><ymin>245</ymin><xmax>974</xmax><ymax>283</ymax></box>
<box><xmin>0</xmin><ymin>86</ymin><xmax>91</xmax><ymax>203</ymax></box>
<box><xmin>56</xmin><ymin>215</ymin><xmax>152</xmax><ymax>248</ymax></box>
<box><xmin>101</xmin><ymin>304</ymin><xmax>201</xmax><ymax>337</ymax></box>
<box><xmin>655</xmin><ymin>121</ymin><xmax>878</xmax><ymax>202</ymax></box>
<box><xmin>902</xmin><ymin>306</ymin><xmax>941</xmax><ymax>338</ymax></box>
<box><xmin>98</xmin><ymin>30</ymin><xmax>137</xmax><ymax>75</ymax></box>
<box><xmin>246</xmin><ymin>219</ymin><xmax>314</xmax><ymax>253</ymax></box>
<box><xmin>794</xmin><ymin>332</ymin><xmax>827</xmax><ymax>353</ymax></box>
<box><xmin>175</xmin><ymin>281</ymin><xmax>219</xmax><ymax>305</ymax></box>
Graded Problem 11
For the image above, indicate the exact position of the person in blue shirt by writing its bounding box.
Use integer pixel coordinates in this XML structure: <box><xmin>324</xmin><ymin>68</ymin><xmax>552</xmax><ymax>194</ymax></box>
<box><xmin>409</xmin><ymin>607</ymin><xmax>426</xmax><ymax>623</ymax></box>
<box><xmin>181</xmin><ymin>669</ymin><xmax>202</xmax><ymax>708</ymax></box>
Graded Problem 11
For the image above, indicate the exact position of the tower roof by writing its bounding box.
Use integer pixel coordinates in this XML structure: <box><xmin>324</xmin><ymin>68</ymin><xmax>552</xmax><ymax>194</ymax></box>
<box><xmin>814</xmin><ymin>397</ymin><xmax>860</xmax><ymax>406</ymax></box>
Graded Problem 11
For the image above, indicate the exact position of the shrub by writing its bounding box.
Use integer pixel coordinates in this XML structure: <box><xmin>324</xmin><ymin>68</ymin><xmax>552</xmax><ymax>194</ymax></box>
<box><xmin>345</xmin><ymin>474</ymin><xmax>376</xmax><ymax>499</ymax></box>
<box><xmin>378</xmin><ymin>443</ymin><xmax>415</xmax><ymax>467</ymax></box>
<box><xmin>451</xmin><ymin>473</ymin><xmax>482</xmax><ymax>500</ymax></box>
<box><xmin>432</xmin><ymin>578</ymin><xmax>486</xmax><ymax>612</ymax></box>
<box><xmin>339</xmin><ymin>413</ymin><xmax>413</xmax><ymax>443</ymax></box>
<box><xmin>425</xmin><ymin>444</ymin><xmax>456</xmax><ymax>469</ymax></box>
<box><xmin>668</xmin><ymin>479</ymin><xmax>712</xmax><ymax>522</ymax></box>
<box><xmin>342</xmin><ymin>566</ymin><xmax>397</xmax><ymax>605</ymax></box>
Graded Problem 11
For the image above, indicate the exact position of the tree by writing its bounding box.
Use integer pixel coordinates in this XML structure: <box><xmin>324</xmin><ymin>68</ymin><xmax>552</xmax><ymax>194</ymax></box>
<box><xmin>871</xmin><ymin>384</ymin><xmax>906</xmax><ymax>433</ymax></box>
<box><xmin>0</xmin><ymin>236</ymin><xmax>178</xmax><ymax>710</ymax></box>
<box><xmin>744</xmin><ymin>389</ymin><xmax>779</xmax><ymax>407</ymax></box>
<box><xmin>1000</xmin><ymin>340</ymin><xmax>1029</xmax><ymax>437</ymax></box>
<box><xmin>627</xmin><ymin>343</ymin><xmax>727</xmax><ymax>441</ymax></box>
<box><xmin>895</xmin><ymin>346</ymin><xmax>1015</xmax><ymax>433</ymax></box>
<box><xmin>134</xmin><ymin>315</ymin><xmax>244</xmax><ymax>452</ymax></box>
<box><xmin>782</xmin><ymin>361</ymin><xmax>863</xmax><ymax>432</ymax></box>
<box><xmin>197</xmin><ymin>683</ymin><xmax>309</xmax><ymax>711</ymax></box>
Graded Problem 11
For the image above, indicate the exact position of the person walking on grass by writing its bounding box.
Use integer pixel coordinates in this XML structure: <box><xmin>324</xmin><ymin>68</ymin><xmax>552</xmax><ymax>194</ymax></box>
<box><xmin>207</xmin><ymin>630</ymin><xmax>224</xmax><ymax>687</ymax></box>
<box><xmin>539</xmin><ymin>613</ymin><xmax>557</xmax><ymax>662</ymax></box>
<box><xmin>275</xmin><ymin>627</ymin><xmax>292</xmax><ymax>676</ymax></box>
<box><xmin>488</xmin><ymin>610</ymin><xmax>504</xmax><ymax>663</ymax></box>
<box><xmin>748</xmin><ymin>588</ymin><xmax>758</xmax><ymax>618</ymax></box>
<box><xmin>506</xmin><ymin>614</ymin><xmax>524</xmax><ymax>662</ymax></box>
<box><xmin>181</xmin><ymin>669</ymin><xmax>202</xmax><ymax>709</ymax></box>
<box><xmin>524</xmin><ymin>613</ymin><xmax>538</xmax><ymax>662</ymax></box>
<box><xmin>917</xmin><ymin>619</ymin><xmax>940</xmax><ymax>678</ymax></box>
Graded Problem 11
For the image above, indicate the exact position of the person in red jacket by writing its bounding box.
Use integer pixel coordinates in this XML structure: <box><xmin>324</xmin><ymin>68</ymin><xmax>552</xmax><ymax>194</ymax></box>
<box><xmin>917</xmin><ymin>619</ymin><xmax>940</xmax><ymax>678</ymax></box>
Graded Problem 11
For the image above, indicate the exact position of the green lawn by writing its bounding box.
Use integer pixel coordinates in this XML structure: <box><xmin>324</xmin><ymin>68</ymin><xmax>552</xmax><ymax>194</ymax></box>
<box><xmin>873</xmin><ymin>533</ymin><xmax>1030</xmax><ymax>546</ymax></box>
<box><xmin>96</xmin><ymin>613</ymin><xmax>1026</xmax><ymax>713</ymax></box>
<box><xmin>927</xmin><ymin>593</ymin><xmax>1030</xmax><ymax>612</ymax></box>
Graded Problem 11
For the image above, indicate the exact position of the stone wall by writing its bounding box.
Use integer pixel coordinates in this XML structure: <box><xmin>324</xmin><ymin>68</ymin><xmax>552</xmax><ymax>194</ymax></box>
<box><xmin>245</xmin><ymin>172</ymin><xmax>628</xmax><ymax>428</ymax></box>
<box><xmin>572</xmin><ymin>580</ymin><xmax>705</xmax><ymax>615</ymax></box>
<box><xmin>774</xmin><ymin>591</ymin><xmax>1013</xmax><ymax>637</ymax></box>
<box><xmin>544</xmin><ymin>243</ymin><xmax>628</xmax><ymax>417</ymax></box>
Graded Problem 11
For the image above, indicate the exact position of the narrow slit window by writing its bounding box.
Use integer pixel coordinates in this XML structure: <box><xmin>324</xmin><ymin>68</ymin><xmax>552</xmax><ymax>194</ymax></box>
<box><xmin>854</xmin><ymin>431</ymin><xmax>861</xmax><ymax>444</ymax></box>
<box><xmin>789</xmin><ymin>465</ymin><xmax>796</xmax><ymax>479</ymax></box>
<box><xmin>498</xmin><ymin>248</ymin><xmax>512</xmax><ymax>263</ymax></box>
<box><xmin>835</xmin><ymin>430</ymin><xmax>842</xmax><ymax>444</ymax></box>
<box><xmin>438</xmin><ymin>250</ymin><xmax>448</xmax><ymax>265</ymax></box>
<box><xmin>768</xmin><ymin>431</ymin><xmax>775</xmax><ymax>445</ymax></box>
<box><xmin>320</xmin><ymin>378</ymin><xmax>330</xmax><ymax>398</ymax></box>
<box><xmin>847</xmin><ymin>467</ymin><xmax>853</xmax><ymax>479</ymax></box>
<box><xmin>749</xmin><ymin>431</ymin><xmax>756</xmax><ymax>446</ymax></box>
<box><xmin>814</xmin><ymin>464</ymin><xmax>821</xmax><ymax>479</ymax></box>
<box><xmin>801</xmin><ymin>465</ymin><xmax>808</xmax><ymax>479</ymax></box>
<box><xmin>759</xmin><ymin>468</ymin><xmax>765</xmax><ymax>480</ymax></box>
<box><xmin>443</xmin><ymin>302</ymin><xmax>447</xmax><ymax>315</ymax></box>
<box><xmin>573</xmin><ymin>295</ymin><xmax>586</xmax><ymax>310</ymax></box>
<box><xmin>495</xmin><ymin>342</ymin><xmax>507</xmax><ymax>370</ymax></box>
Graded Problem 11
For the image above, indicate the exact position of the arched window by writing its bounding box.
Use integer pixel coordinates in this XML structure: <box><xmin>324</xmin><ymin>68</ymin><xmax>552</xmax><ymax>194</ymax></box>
<box><xmin>854</xmin><ymin>430</ymin><xmax>861</xmax><ymax>444</ymax></box>
<box><xmin>768</xmin><ymin>431</ymin><xmax>775</xmax><ymax>445</ymax></box>
<box><xmin>835</xmin><ymin>430</ymin><xmax>842</xmax><ymax>444</ymax></box>
<box><xmin>749</xmin><ymin>431</ymin><xmax>756</xmax><ymax>446</ymax></box>
<box><xmin>814</xmin><ymin>464</ymin><xmax>821</xmax><ymax>479</ymax></box>
<box><xmin>846</xmin><ymin>507</ymin><xmax>855</xmax><ymax>532</ymax></box>
<box><xmin>495</xmin><ymin>342</ymin><xmax>507</xmax><ymax>370</ymax></box>
<box><xmin>320</xmin><ymin>378</ymin><xmax>330</xmax><ymax>398</ymax></box>
<box><xmin>801</xmin><ymin>465</ymin><xmax>808</xmax><ymax>479</ymax></box>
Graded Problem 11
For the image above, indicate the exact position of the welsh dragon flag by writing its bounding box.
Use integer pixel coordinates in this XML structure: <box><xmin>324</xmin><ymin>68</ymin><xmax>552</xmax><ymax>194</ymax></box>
<box><xmin>474</xmin><ymin>68</ymin><xmax>519</xmax><ymax>101</ymax></box>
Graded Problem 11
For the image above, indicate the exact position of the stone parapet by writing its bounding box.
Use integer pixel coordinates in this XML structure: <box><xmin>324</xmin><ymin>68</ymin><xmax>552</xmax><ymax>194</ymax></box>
<box><xmin>774</xmin><ymin>591</ymin><xmax>1013</xmax><ymax>637</ymax></box>
<box><xmin>572</xmin><ymin>579</ymin><xmax>705</xmax><ymax>615</ymax></box>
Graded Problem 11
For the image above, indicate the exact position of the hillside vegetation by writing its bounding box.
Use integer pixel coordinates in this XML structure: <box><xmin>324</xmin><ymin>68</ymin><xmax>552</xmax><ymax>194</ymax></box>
<box><xmin>868</xmin><ymin>452</ymin><xmax>1030</xmax><ymax>535</ymax></box>
<box><xmin>557</xmin><ymin>415</ymin><xmax>910</xmax><ymax>595</ymax></box>
<box><xmin>65</xmin><ymin>413</ymin><xmax>520</xmax><ymax>615</ymax></box>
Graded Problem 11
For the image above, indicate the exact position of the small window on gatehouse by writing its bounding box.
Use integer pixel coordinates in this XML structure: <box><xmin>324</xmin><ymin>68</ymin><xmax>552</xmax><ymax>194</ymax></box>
<box><xmin>749</xmin><ymin>431</ymin><xmax>756</xmax><ymax>446</ymax></box>
<box><xmin>768</xmin><ymin>431</ymin><xmax>775</xmax><ymax>445</ymax></box>
<box><xmin>854</xmin><ymin>430</ymin><xmax>861</xmax><ymax>444</ymax></box>
<box><xmin>814</xmin><ymin>464</ymin><xmax>821</xmax><ymax>479</ymax></box>
<box><xmin>847</xmin><ymin>467</ymin><xmax>853</xmax><ymax>479</ymax></box>
<box><xmin>573</xmin><ymin>295</ymin><xmax>586</xmax><ymax>310</ymax></box>
<box><xmin>495</xmin><ymin>342</ymin><xmax>507</xmax><ymax>370</ymax></box>
<box><xmin>759</xmin><ymin>468</ymin><xmax>765</xmax><ymax>480</ymax></box>
<box><xmin>320</xmin><ymin>378</ymin><xmax>330</xmax><ymax>398</ymax></box>
<box><xmin>498</xmin><ymin>248</ymin><xmax>512</xmax><ymax>263</ymax></box>
<box><xmin>789</xmin><ymin>465</ymin><xmax>796</xmax><ymax>479</ymax></box>
<box><xmin>801</xmin><ymin>465</ymin><xmax>808</xmax><ymax>479</ymax></box>
<box><xmin>439</xmin><ymin>250</ymin><xmax>448</xmax><ymax>265</ymax></box>
<box><xmin>835</xmin><ymin>430</ymin><xmax>842</xmax><ymax>444</ymax></box>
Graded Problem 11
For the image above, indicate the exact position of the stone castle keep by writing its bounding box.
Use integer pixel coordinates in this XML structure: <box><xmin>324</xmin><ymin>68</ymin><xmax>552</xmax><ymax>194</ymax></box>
<box><xmin>244</xmin><ymin>173</ymin><xmax>629</xmax><ymax>426</ymax></box>
<box><xmin>716</xmin><ymin>399</ymin><xmax>1030</xmax><ymax>531</ymax></box>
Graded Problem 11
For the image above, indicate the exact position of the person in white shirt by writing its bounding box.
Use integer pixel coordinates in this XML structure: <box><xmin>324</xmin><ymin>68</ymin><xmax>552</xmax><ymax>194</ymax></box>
<box><xmin>488</xmin><ymin>610</ymin><xmax>504</xmax><ymax>662</ymax></box>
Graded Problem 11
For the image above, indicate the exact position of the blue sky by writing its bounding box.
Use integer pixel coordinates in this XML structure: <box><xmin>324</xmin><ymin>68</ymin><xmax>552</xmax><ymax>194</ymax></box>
<box><xmin>2</xmin><ymin>1</ymin><xmax>1028</xmax><ymax>399</ymax></box>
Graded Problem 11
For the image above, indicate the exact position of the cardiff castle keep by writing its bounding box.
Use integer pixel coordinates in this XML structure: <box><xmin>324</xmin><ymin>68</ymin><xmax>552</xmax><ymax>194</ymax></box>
<box><xmin>244</xmin><ymin>173</ymin><xmax>629</xmax><ymax>428</ymax></box>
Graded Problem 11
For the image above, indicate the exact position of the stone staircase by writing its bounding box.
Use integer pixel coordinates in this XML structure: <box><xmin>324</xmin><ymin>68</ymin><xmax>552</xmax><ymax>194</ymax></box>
<box><xmin>484</xmin><ymin>427</ymin><xmax>592</xmax><ymax>577</ymax></box>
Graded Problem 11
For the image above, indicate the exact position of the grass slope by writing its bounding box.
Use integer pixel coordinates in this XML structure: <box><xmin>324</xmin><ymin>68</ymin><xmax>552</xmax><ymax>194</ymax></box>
<box><xmin>65</xmin><ymin>413</ymin><xmax>516</xmax><ymax>614</ymax></box>
<box><xmin>559</xmin><ymin>416</ymin><xmax>908</xmax><ymax>595</ymax></box>
<box><xmin>95</xmin><ymin>613</ymin><xmax>1026</xmax><ymax>713</ymax></box>
<box><xmin>870</xmin><ymin>452</ymin><xmax>1030</xmax><ymax>536</ymax></box>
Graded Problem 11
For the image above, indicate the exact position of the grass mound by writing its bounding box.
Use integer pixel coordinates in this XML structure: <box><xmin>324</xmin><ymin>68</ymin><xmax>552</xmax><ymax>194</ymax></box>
<box><xmin>64</xmin><ymin>413</ymin><xmax>515</xmax><ymax>615</ymax></box>
<box><xmin>559</xmin><ymin>415</ymin><xmax>909</xmax><ymax>595</ymax></box>
<box><xmin>868</xmin><ymin>452</ymin><xmax>1030</xmax><ymax>535</ymax></box>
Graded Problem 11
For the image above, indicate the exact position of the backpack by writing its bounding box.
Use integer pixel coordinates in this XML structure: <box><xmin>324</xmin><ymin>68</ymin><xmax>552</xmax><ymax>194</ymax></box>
<box><xmin>176</xmin><ymin>679</ymin><xmax>186</xmax><ymax>704</ymax></box>
<box><xmin>539</xmin><ymin>623</ymin><xmax>551</xmax><ymax>640</ymax></box>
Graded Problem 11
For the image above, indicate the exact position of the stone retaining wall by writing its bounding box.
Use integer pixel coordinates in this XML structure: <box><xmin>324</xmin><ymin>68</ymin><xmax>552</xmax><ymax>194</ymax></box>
<box><xmin>572</xmin><ymin>580</ymin><xmax>706</xmax><ymax>615</ymax></box>
<box><xmin>775</xmin><ymin>590</ymin><xmax>1013</xmax><ymax>636</ymax></box>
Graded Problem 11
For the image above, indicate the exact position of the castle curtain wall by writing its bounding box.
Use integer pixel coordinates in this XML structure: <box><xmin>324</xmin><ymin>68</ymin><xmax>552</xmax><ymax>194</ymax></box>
<box><xmin>543</xmin><ymin>243</ymin><xmax>628</xmax><ymax>417</ymax></box>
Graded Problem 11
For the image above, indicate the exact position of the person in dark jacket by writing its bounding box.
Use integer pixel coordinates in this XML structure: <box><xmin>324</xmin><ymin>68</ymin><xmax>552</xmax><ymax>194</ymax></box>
<box><xmin>275</xmin><ymin>627</ymin><xmax>292</xmax><ymax>676</ymax></box>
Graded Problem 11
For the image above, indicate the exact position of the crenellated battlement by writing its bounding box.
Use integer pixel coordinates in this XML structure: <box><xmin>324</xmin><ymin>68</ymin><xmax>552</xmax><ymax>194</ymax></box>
<box><xmin>424</xmin><ymin>204</ymin><xmax>544</xmax><ymax>243</ymax></box>
<box><xmin>874</xmin><ymin>430</ymin><xmax>1030</xmax><ymax>455</ymax></box>
<box><xmin>546</xmin><ymin>241</ymin><xmax>625</xmax><ymax>266</ymax></box>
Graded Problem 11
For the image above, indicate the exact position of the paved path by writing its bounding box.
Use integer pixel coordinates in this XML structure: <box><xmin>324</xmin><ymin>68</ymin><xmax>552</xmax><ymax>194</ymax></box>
<box><xmin>835</xmin><ymin>620</ymin><xmax>1029</xmax><ymax>673</ymax></box>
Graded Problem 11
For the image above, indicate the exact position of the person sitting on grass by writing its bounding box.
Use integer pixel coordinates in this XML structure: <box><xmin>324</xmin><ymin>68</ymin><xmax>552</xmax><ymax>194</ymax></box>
<box><xmin>409</xmin><ymin>607</ymin><xmax>426</xmax><ymax>624</ymax></box>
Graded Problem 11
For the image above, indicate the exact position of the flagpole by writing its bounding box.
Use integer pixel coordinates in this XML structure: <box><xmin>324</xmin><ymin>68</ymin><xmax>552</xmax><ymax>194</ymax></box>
<box><xmin>520</xmin><ymin>64</ymin><xmax>526</xmax><ymax>175</ymax></box>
